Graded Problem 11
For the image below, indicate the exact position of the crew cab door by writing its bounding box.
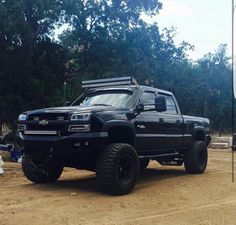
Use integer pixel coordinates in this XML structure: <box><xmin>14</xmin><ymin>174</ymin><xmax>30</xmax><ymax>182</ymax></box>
<box><xmin>157</xmin><ymin>93</ymin><xmax>184</xmax><ymax>149</ymax></box>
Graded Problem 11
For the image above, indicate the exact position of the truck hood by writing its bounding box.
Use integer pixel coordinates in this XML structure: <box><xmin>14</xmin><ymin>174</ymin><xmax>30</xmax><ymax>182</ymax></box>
<box><xmin>24</xmin><ymin>105</ymin><xmax>120</xmax><ymax>116</ymax></box>
<box><xmin>183</xmin><ymin>115</ymin><xmax>210</xmax><ymax>124</ymax></box>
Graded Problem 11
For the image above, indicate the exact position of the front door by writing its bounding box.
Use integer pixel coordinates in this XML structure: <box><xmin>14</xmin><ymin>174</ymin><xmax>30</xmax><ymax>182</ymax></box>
<box><xmin>135</xmin><ymin>91</ymin><xmax>166</xmax><ymax>152</ymax></box>
<box><xmin>135</xmin><ymin>91</ymin><xmax>184</xmax><ymax>153</ymax></box>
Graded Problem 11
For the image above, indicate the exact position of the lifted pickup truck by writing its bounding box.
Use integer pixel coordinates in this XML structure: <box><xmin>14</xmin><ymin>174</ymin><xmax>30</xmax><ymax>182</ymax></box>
<box><xmin>17</xmin><ymin>77</ymin><xmax>211</xmax><ymax>195</ymax></box>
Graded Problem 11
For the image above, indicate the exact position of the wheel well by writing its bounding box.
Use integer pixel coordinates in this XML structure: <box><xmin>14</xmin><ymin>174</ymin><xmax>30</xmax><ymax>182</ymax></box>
<box><xmin>194</xmin><ymin>131</ymin><xmax>206</xmax><ymax>142</ymax></box>
<box><xmin>108</xmin><ymin>126</ymin><xmax>135</xmax><ymax>146</ymax></box>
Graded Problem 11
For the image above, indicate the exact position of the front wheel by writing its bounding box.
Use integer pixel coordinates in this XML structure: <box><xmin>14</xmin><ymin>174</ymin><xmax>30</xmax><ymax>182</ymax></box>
<box><xmin>184</xmin><ymin>141</ymin><xmax>208</xmax><ymax>174</ymax></box>
<box><xmin>96</xmin><ymin>143</ymin><xmax>139</xmax><ymax>195</ymax></box>
<box><xmin>22</xmin><ymin>154</ymin><xmax>63</xmax><ymax>183</ymax></box>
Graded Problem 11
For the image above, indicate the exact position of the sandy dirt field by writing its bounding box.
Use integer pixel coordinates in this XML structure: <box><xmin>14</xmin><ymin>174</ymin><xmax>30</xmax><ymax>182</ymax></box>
<box><xmin>0</xmin><ymin>149</ymin><xmax>235</xmax><ymax>225</ymax></box>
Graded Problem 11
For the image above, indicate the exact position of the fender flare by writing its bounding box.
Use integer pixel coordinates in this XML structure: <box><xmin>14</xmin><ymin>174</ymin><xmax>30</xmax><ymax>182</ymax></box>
<box><xmin>192</xmin><ymin>126</ymin><xmax>206</xmax><ymax>142</ymax></box>
<box><xmin>103</xmin><ymin>120</ymin><xmax>136</xmax><ymax>145</ymax></box>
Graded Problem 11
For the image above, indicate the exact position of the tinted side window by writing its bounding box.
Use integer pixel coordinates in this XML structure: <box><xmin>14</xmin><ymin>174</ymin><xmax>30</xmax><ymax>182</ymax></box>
<box><xmin>140</xmin><ymin>92</ymin><xmax>155</xmax><ymax>105</ymax></box>
<box><xmin>165</xmin><ymin>95</ymin><xmax>177</xmax><ymax>114</ymax></box>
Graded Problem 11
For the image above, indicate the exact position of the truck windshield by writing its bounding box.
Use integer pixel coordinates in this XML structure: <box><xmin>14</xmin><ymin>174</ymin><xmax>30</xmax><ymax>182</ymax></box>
<box><xmin>72</xmin><ymin>90</ymin><xmax>134</xmax><ymax>108</ymax></box>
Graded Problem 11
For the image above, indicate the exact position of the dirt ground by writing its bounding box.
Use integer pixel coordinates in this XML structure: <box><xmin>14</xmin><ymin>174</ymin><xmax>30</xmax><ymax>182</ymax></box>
<box><xmin>0</xmin><ymin>149</ymin><xmax>235</xmax><ymax>225</ymax></box>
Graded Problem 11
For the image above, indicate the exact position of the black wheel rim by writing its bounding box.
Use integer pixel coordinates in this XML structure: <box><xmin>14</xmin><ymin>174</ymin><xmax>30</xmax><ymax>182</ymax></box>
<box><xmin>118</xmin><ymin>154</ymin><xmax>134</xmax><ymax>183</ymax></box>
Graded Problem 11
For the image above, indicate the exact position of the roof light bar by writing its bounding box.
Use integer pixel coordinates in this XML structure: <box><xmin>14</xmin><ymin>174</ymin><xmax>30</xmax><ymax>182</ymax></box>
<box><xmin>82</xmin><ymin>76</ymin><xmax>138</xmax><ymax>89</ymax></box>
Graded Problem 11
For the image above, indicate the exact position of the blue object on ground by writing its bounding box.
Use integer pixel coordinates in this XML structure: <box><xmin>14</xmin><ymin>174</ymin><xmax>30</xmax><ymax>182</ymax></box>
<box><xmin>10</xmin><ymin>147</ymin><xmax>22</xmax><ymax>162</ymax></box>
<box><xmin>0</xmin><ymin>144</ymin><xmax>12</xmax><ymax>152</ymax></box>
<box><xmin>0</xmin><ymin>144</ymin><xmax>22</xmax><ymax>162</ymax></box>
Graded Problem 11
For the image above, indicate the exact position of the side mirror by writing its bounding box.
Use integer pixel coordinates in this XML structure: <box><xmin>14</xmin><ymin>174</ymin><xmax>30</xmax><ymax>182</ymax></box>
<box><xmin>136</xmin><ymin>104</ymin><xmax>144</xmax><ymax>113</ymax></box>
<box><xmin>64</xmin><ymin>101</ymin><xmax>71</xmax><ymax>106</ymax></box>
<box><xmin>155</xmin><ymin>96</ymin><xmax>167</xmax><ymax>112</ymax></box>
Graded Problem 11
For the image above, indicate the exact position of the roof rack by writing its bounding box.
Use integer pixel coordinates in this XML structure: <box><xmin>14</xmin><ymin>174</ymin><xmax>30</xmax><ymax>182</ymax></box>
<box><xmin>82</xmin><ymin>76</ymin><xmax>138</xmax><ymax>89</ymax></box>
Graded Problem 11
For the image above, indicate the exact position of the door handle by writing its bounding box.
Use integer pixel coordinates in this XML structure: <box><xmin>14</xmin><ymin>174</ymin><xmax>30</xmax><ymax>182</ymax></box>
<box><xmin>159</xmin><ymin>118</ymin><xmax>165</xmax><ymax>123</ymax></box>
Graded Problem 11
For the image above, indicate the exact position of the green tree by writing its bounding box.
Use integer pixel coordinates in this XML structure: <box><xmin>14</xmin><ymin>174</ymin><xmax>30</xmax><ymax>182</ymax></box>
<box><xmin>0</xmin><ymin>0</ymin><xmax>66</xmax><ymax>133</ymax></box>
<box><xmin>192</xmin><ymin>44</ymin><xmax>232</xmax><ymax>132</ymax></box>
<box><xmin>59</xmin><ymin>0</ymin><xmax>162</xmax><ymax>76</ymax></box>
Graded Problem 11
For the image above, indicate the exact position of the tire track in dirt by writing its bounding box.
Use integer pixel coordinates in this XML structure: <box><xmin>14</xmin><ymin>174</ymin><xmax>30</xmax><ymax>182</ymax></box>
<box><xmin>210</xmin><ymin>206</ymin><xmax>225</xmax><ymax>225</ymax></box>
<box><xmin>113</xmin><ymin>198</ymin><xmax>236</xmax><ymax>225</ymax></box>
<box><xmin>0</xmin><ymin>150</ymin><xmax>235</xmax><ymax>225</ymax></box>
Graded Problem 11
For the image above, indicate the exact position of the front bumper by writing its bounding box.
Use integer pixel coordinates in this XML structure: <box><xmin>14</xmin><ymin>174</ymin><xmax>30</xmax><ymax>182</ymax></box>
<box><xmin>17</xmin><ymin>131</ymin><xmax>108</xmax><ymax>155</ymax></box>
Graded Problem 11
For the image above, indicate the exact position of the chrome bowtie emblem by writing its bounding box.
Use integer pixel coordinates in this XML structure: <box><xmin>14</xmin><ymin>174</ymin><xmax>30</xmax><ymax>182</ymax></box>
<box><xmin>137</xmin><ymin>125</ymin><xmax>145</xmax><ymax>129</ymax></box>
<box><xmin>39</xmin><ymin>119</ymin><xmax>49</xmax><ymax>126</ymax></box>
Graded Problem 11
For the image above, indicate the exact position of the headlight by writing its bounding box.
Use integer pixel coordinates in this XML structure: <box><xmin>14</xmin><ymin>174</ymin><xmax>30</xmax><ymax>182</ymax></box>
<box><xmin>70</xmin><ymin>112</ymin><xmax>91</xmax><ymax>121</ymax></box>
<box><xmin>18</xmin><ymin>114</ymin><xmax>27</xmax><ymax>121</ymax></box>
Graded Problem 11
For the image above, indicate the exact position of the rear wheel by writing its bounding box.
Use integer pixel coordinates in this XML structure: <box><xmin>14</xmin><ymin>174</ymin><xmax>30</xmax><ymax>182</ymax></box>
<box><xmin>22</xmin><ymin>154</ymin><xmax>63</xmax><ymax>183</ymax></box>
<box><xmin>184</xmin><ymin>141</ymin><xmax>208</xmax><ymax>174</ymax></box>
<box><xmin>96</xmin><ymin>143</ymin><xmax>139</xmax><ymax>195</ymax></box>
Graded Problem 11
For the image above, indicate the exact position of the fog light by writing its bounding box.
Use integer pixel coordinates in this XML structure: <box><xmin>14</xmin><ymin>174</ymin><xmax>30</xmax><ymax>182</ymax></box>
<box><xmin>68</xmin><ymin>124</ymin><xmax>90</xmax><ymax>132</ymax></box>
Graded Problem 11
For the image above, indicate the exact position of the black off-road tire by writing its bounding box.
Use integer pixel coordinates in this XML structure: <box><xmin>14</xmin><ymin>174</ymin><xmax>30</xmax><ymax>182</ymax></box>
<box><xmin>22</xmin><ymin>154</ymin><xmax>63</xmax><ymax>183</ymax></box>
<box><xmin>139</xmin><ymin>158</ymin><xmax>150</xmax><ymax>170</ymax></box>
<box><xmin>96</xmin><ymin>143</ymin><xmax>139</xmax><ymax>195</ymax></box>
<box><xmin>184</xmin><ymin>141</ymin><xmax>208</xmax><ymax>174</ymax></box>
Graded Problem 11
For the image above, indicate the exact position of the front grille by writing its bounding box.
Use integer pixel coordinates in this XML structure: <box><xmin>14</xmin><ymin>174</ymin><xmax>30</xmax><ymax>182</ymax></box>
<box><xmin>28</xmin><ymin>113</ymin><xmax>68</xmax><ymax>121</ymax></box>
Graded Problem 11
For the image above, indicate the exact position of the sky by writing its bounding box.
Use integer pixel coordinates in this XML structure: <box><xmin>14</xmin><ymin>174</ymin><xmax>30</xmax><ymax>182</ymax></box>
<box><xmin>142</xmin><ymin>0</ymin><xmax>232</xmax><ymax>60</ymax></box>
<box><xmin>55</xmin><ymin>0</ymin><xmax>232</xmax><ymax>61</ymax></box>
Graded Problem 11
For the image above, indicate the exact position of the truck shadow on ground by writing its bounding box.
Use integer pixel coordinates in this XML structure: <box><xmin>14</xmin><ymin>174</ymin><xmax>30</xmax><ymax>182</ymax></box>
<box><xmin>136</xmin><ymin>167</ymin><xmax>188</xmax><ymax>191</ymax></box>
<box><xmin>23</xmin><ymin>167</ymin><xmax>188</xmax><ymax>195</ymax></box>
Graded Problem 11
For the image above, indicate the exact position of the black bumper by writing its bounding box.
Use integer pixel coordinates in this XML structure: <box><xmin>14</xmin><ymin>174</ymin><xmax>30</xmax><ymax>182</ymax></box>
<box><xmin>17</xmin><ymin>132</ymin><xmax>108</xmax><ymax>155</ymax></box>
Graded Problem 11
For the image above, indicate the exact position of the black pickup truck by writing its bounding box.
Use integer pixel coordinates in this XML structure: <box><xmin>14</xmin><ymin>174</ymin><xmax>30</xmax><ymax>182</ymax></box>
<box><xmin>17</xmin><ymin>77</ymin><xmax>211</xmax><ymax>195</ymax></box>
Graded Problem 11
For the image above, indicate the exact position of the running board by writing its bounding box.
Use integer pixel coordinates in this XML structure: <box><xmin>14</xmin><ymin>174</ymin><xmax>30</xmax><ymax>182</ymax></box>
<box><xmin>138</xmin><ymin>152</ymin><xmax>180</xmax><ymax>159</ymax></box>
